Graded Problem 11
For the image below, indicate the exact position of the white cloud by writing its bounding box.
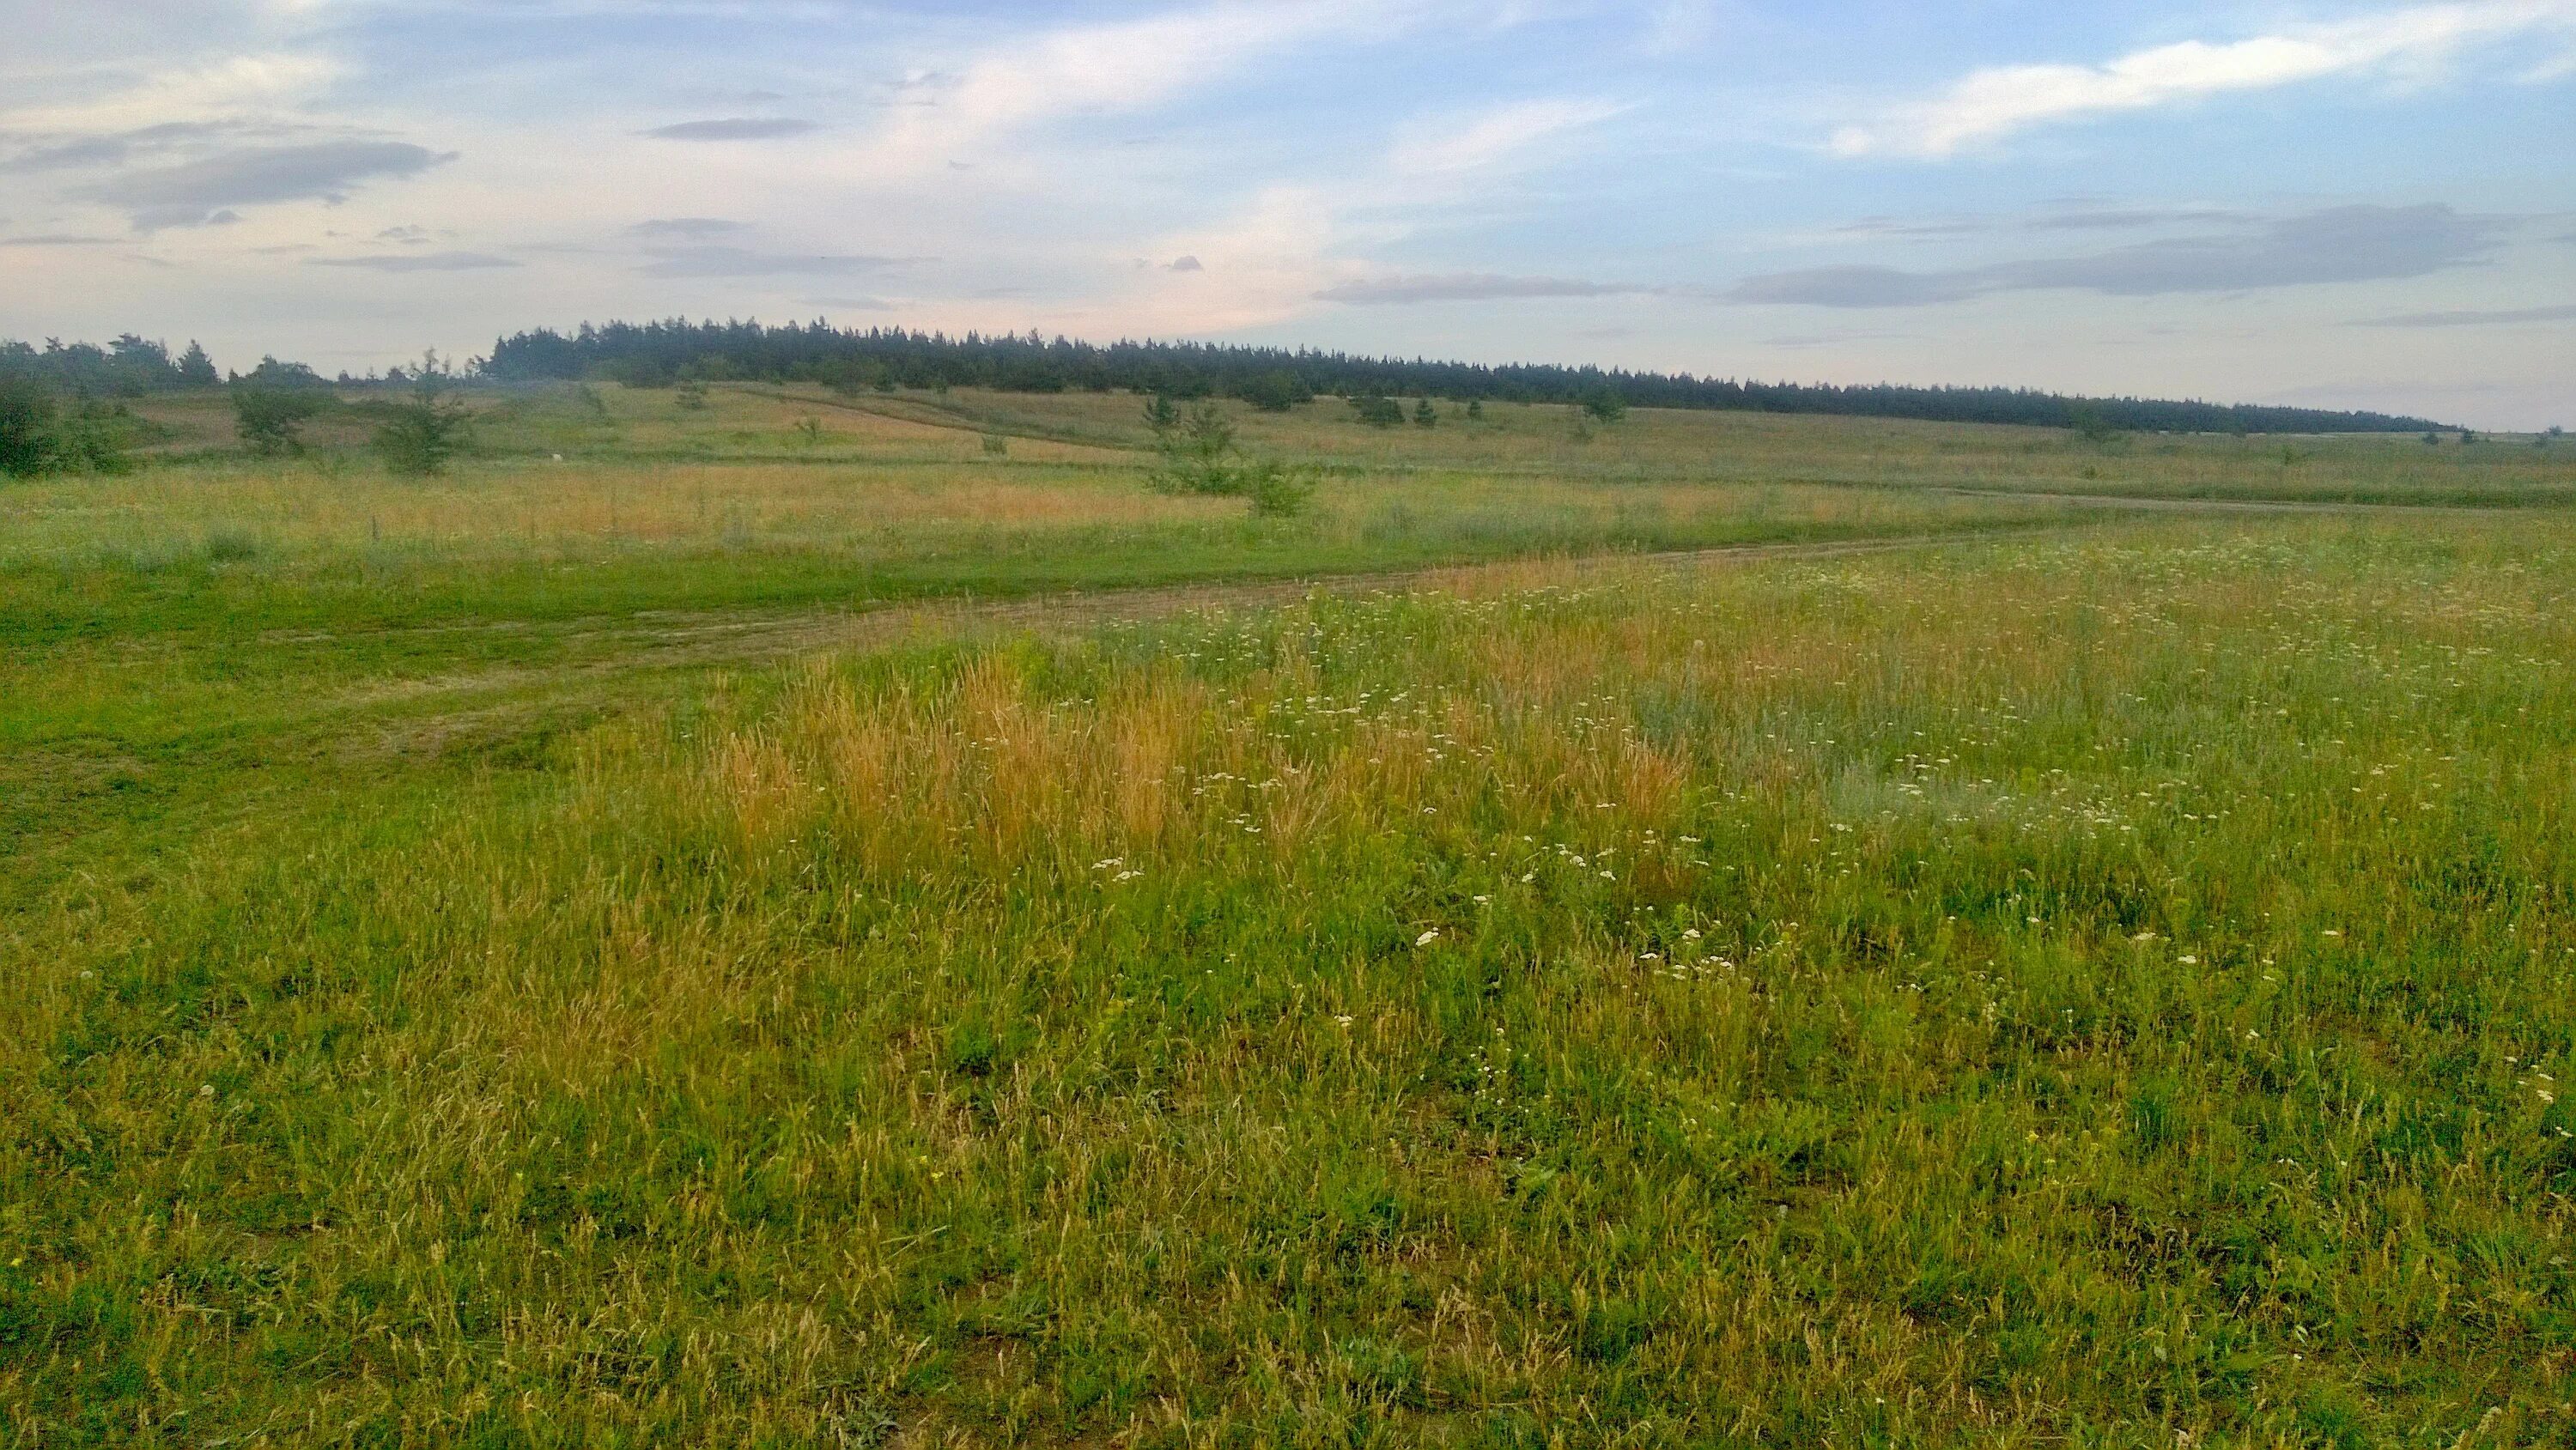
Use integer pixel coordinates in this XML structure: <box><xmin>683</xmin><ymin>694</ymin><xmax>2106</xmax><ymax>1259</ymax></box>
<box><xmin>0</xmin><ymin>52</ymin><xmax>343</xmax><ymax>132</ymax></box>
<box><xmin>860</xmin><ymin>0</ymin><xmax>1406</xmax><ymax>175</ymax></box>
<box><xmin>1834</xmin><ymin>0</ymin><xmax>2576</xmax><ymax>158</ymax></box>
<box><xmin>1392</xmin><ymin>98</ymin><xmax>1619</xmax><ymax>174</ymax></box>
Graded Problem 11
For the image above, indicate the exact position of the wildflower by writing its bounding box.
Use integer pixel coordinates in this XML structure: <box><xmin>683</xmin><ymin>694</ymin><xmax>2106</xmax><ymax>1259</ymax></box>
<box><xmin>1334</xmin><ymin>1015</ymin><xmax>1354</xmax><ymax>1028</ymax></box>
<box><xmin>1416</xmin><ymin>929</ymin><xmax>1440</xmax><ymax>947</ymax></box>
<box><xmin>2177</xmin><ymin>955</ymin><xmax>2198</xmax><ymax>965</ymax></box>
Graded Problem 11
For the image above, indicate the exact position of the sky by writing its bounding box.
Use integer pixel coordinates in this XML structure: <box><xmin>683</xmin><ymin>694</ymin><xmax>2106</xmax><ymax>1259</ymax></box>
<box><xmin>3</xmin><ymin>1</ymin><xmax>2572</xmax><ymax>427</ymax></box>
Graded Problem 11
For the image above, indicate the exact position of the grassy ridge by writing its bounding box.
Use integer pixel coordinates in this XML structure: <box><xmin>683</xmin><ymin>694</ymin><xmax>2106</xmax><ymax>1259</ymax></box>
<box><xmin>5</xmin><ymin>519</ymin><xmax>2572</xmax><ymax>1445</ymax></box>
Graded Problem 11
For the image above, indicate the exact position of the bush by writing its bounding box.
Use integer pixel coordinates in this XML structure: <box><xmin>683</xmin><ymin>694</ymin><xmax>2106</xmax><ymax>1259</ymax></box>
<box><xmin>1350</xmin><ymin>395</ymin><xmax>1403</xmax><ymax>428</ymax></box>
<box><xmin>0</xmin><ymin>375</ymin><xmax>59</xmax><ymax>476</ymax></box>
<box><xmin>1147</xmin><ymin>401</ymin><xmax>1236</xmax><ymax>494</ymax></box>
<box><xmin>373</xmin><ymin>360</ymin><xmax>471</xmax><ymax>477</ymax></box>
<box><xmin>1579</xmin><ymin>387</ymin><xmax>1626</xmax><ymax>424</ymax></box>
<box><xmin>53</xmin><ymin>399</ymin><xmax>137</xmax><ymax>473</ymax></box>
<box><xmin>2068</xmin><ymin>403</ymin><xmax>2123</xmax><ymax>446</ymax></box>
<box><xmin>1146</xmin><ymin>399</ymin><xmax>1315</xmax><ymax>517</ymax></box>
<box><xmin>0</xmin><ymin>378</ymin><xmax>135</xmax><ymax>476</ymax></box>
<box><xmin>1237</xmin><ymin>370</ymin><xmax>1309</xmax><ymax>412</ymax></box>
<box><xmin>1242</xmin><ymin>460</ymin><xmax>1315</xmax><ymax>518</ymax></box>
<box><xmin>233</xmin><ymin>385</ymin><xmax>326</xmax><ymax>456</ymax></box>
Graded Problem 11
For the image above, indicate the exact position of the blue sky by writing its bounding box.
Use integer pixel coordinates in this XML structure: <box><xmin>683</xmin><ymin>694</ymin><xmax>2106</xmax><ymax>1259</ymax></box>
<box><xmin>3</xmin><ymin>1</ymin><xmax>2571</xmax><ymax>425</ymax></box>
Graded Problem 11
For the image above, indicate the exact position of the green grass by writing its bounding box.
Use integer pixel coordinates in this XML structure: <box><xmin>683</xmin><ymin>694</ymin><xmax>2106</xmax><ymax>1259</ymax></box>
<box><xmin>4</xmin><ymin>388</ymin><xmax>2573</xmax><ymax>1445</ymax></box>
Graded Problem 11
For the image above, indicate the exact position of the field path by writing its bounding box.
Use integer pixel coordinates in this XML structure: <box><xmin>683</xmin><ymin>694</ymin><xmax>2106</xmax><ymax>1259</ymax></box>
<box><xmin>1932</xmin><ymin>487</ymin><xmax>2538</xmax><ymax>514</ymax></box>
<box><xmin>334</xmin><ymin>486</ymin><xmax>2555</xmax><ymax>749</ymax></box>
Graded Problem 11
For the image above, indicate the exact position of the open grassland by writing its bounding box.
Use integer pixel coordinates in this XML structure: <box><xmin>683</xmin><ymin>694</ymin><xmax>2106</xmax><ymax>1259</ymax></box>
<box><xmin>4</xmin><ymin>390</ymin><xmax>2573</xmax><ymax>1446</ymax></box>
<box><xmin>5</xmin><ymin>514</ymin><xmax>2574</xmax><ymax>1447</ymax></box>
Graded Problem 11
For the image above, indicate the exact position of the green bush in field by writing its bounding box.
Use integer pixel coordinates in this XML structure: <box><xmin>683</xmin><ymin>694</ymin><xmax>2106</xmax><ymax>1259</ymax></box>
<box><xmin>1350</xmin><ymin>393</ymin><xmax>1403</xmax><ymax>427</ymax></box>
<box><xmin>1237</xmin><ymin>369</ymin><xmax>1309</xmax><ymax>412</ymax></box>
<box><xmin>52</xmin><ymin>397</ymin><xmax>138</xmax><ymax>473</ymax></box>
<box><xmin>232</xmin><ymin>385</ymin><xmax>327</xmax><ymax>456</ymax></box>
<box><xmin>0</xmin><ymin>373</ymin><xmax>60</xmax><ymax>476</ymax></box>
<box><xmin>1580</xmin><ymin>385</ymin><xmax>1627</xmax><ymax>423</ymax></box>
<box><xmin>1146</xmin><ymin>398</ymin><xmax>1315</xmax><ymax>515</ymax></box>
<box><xmin>0</xmin><ymin>376</ymin><xmax>136</xmax><ymax>476</ymax></box>
<box><xmin>372</xmin><ymin>358</ymin><xmax>471</xmax><ymax>476</ymax></box>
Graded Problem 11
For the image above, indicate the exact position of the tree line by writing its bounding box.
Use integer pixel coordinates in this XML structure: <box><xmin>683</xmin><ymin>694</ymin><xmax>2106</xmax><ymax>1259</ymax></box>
<box><xmin>482</xmin><ymin>318</ymin><xmax>2448</xmax><ymax>434</ymax></box>
<box><xmin>1</xmin><ymin>340</ymin><xmax>471</xmax><ymax>480</ymax></box>
<box><xmin>1</xmin><ymin>336</ymin><xmax>221</xmax><ymax>395</ymax></box>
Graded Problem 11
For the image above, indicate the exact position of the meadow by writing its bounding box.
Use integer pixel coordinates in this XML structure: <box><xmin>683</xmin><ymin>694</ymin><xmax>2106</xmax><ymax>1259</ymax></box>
<box><xmin>3</xmin><ymin>385</ymin><xmax>2572</xmax><ymax>1446</ymax></box>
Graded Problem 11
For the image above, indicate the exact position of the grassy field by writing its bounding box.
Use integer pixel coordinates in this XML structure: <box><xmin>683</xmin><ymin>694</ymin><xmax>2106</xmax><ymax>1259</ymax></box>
<box><xmin>4</xmin><ymin>387</ymin><xmax>2573</xmax><ymax>1446</ymax></box>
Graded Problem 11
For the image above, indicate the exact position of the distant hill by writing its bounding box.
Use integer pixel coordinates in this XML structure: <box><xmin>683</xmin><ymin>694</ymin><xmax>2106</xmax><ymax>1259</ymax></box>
<box><xmin>480</xmin><ymin>318</ymin><xmax>2450</xmax><ymax>434</ymax></box>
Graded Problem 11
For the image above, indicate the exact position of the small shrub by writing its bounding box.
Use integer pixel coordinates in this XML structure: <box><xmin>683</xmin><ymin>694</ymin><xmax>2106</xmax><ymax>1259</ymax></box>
<box><xmin>233</xmin><ymin>385</ymin><xmax>326</xmax><ymax>456</ymax></box>
<box><xmin>1242</xmin><ymin>460</ymin><xmax>1316</xmax><ymax>518</ymax></box>
<box><xmin>1579</xmin><ymin>386</ymin><xmax>1626</xmax><ymax>424</ymax></box>
<box><xmin>203</xmin><ymin>530</ymin><xmax>260</xmax><ymax>563</ymax></box>
<box><xmin>1145</xmin><ymin>399</ymin><xmax>1314</xmax><ymax>516</ymax></box>
<box><xmin>373</xmin><ymin>359</ymin><xmax>471</xmax><ymax>477</ymax></box>
<box><xmin>0</xmin><ymin>375</ymin><xmax>61</xmax><ymax>476</ymax></box>
<box><xmin>1412</xmin><ymin>398</ymin><xmax>1437</xmax><ymax>428</ymax></box>
<box><xmin>2068</xmin><ymin>403</ymin><xmax>2123</xmax><ymax>446</ymax></box>
<box><xmin>1237</xmin><ymin>370</ymin><xmax>1309</xmax><ymax>412</ymax></box>
<box><xmin>674</xmin><ymin>380</ymin><xmax>709</xmax><ymax>410</ymax></box>
<box><xmin>52</xmin><ymin>399</ymin><xmax>138</xmax><ymax>474</ymax></box>
<box><xmin>981</xmin><ymin>433</ymin><xmax>1009</xmax><ymax>457</ymax></box>
<box><xmin>1349</xmin><ymin>395</ymin><xmax>1403</xmax><ymax>428</ymax></box>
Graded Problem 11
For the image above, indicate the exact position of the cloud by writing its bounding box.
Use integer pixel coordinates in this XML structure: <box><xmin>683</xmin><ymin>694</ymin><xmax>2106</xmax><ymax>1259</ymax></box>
<box><xmin>1729</xmin><ymin>266</ymin><xmax>1973</xmax><ymax>308</ymax></box>
<box><xmin>2025</xmin><ymin>207</ymin><xmax>2257</xmax><ymax>232</ymax></box>
<box><xmin>643</xmin><ymin>118</ymin><xmax>820</xmax><ymax>141</ymax></box>
<box><xmin>1</xmin><ymin>136</ymin><xmax>142</xmax><ymax>173</ymax></box>
<box><xmin>309</xmin><ymin>252</ymin><xmax>519</xmax><ymax>272</ymax></box>
<box><xmin>862</xmin><ymin>1</ymin><xmax>1398</xmax><ymax>173</ymax></box>
<box><xmin>76</xmin><ymin>140</ymin><xmax>454</xmax><ymax>228</ymax></box>
<box><xmin>1316</xmin><ymin>272</ymin><xmax>1647</xmax><ymax>304</ymax></box>
<box><xmin>2</xmin><ymin>52</ymin><xmax>343</xmax><ymax>134</ymax></box>
<box><xmin>2355</xmin><ymin>301</ymin><xmax>2576</xmax><ymax>326</ymax></box>
<box><xmin>1834</xmin><ymin>1</ymin><xmax>2576</xmax><ymax>157</ymax></box>
<box><xmin>628</xmin><ymin>217</ymin><xmax>747</xmax><ymax>238</ymax></box>
<box><xmin>637</xmin><ymin>245</ymin><xmax>918</xmax><ymax>278</ymax></box>
<box><xmin>804</xmin><ymin>295</ymin><xmax>897</xmax><ymax>311</ymax></box>
<box><xmin>1165</xmin><ymin>255</ymin><xmax>1203</xmax><ymax>271</ymax></box>
<box><xmin>1732</xmin><ymin>205</ymin><xmax>2505</xmax><ymax>306</ymax></box>
<box><xmin>0</xmin><ymin>233</ymin><xmax>113</xmax><ymax>246</ymax></box>
<box><xmin>1393</xmin><ymin>98</ymin><xmax>1620</xmax><ymax>175</ymax></box>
